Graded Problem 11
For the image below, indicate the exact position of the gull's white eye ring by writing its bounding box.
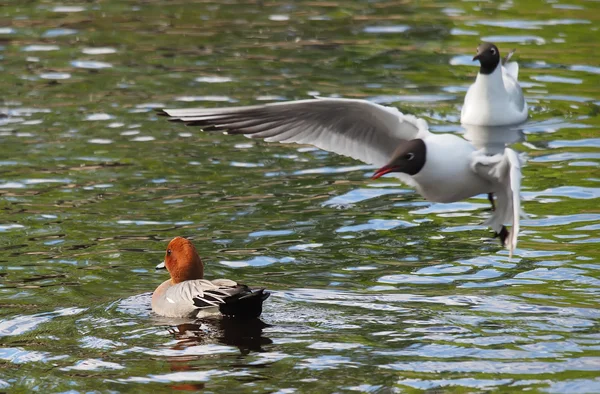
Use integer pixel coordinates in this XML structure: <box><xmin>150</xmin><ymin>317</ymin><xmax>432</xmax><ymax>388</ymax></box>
<box><xmin>406</xmin><ymin>153</ymin><xmax>415</xmax><ymax>161</ymax></box>
<box><xmin>490</xmin><ymin>47</ymin><xmax>497</xmax><ymax>55</ymax></box>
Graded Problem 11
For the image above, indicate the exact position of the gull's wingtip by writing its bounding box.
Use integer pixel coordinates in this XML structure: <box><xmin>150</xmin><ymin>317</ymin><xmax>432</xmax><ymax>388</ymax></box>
<box><xmin>502</xmin><ymin>48</ymin><xmax>517</xmax><ymax>65</ymax></box>
<box><xmin>153</xmin><ymin>108</ymin><xmax>184</xmax><ymax>122</ymax></box>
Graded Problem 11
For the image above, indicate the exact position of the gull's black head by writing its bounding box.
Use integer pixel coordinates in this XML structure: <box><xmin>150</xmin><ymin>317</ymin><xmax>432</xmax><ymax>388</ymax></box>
<box><xmin>473</xmin><ymin>42</ymin><xmax>500</xmax><ymax>75</ymax></box>
<box><xmin>372</xmin><ymin>139</ymin><xmax>427</xmax><ymax>179</ymax></box>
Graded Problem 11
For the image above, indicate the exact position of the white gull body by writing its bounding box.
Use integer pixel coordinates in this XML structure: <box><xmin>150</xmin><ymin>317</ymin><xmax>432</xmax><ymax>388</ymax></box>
<box><xmin>461</xmin><ymin>57</ymin><xmax>528</xmax><ymax>126</ymax></box>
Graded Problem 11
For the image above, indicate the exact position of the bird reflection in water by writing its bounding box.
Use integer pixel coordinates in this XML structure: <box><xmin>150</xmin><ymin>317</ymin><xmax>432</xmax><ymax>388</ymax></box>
<box><xmin>164</xmin><ymin>317</ymin><xmax>272</xmax><ymax>391</ymax></box>
<box><xmin>461</xmin><ymin>123</ymin><xmax>526</xmax><ymax>154</ymax></box>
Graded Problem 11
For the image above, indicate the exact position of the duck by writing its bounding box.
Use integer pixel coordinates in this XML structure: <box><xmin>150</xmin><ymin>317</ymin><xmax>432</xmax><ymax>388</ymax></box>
<box><xmin>152</xmin><ymin>237</ymin><xmax>270</xmax><ymax>319</ymax></box>
<box><xmin>158</xmin><ymin>99</ymin><xmax>525</xmax><ymax>256</ymax></box>
<box><xmin>461</xmin><ymin>42</ymin><xmax>528</xmax><ymax>126</ymax></box>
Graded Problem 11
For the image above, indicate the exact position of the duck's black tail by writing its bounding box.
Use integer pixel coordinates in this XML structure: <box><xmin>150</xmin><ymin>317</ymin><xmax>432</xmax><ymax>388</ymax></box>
<box><xmin>219</xmin><ymin>287</ymin><xmax>270</xmax><ymax>319</ymax></box>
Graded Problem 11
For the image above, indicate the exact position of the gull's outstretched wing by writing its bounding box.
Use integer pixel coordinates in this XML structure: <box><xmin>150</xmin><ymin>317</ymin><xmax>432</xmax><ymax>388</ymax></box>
<box><xmin>160</xmin><ymin>98</ymin><xmax>430</xmax><ymax>169</ymax></box>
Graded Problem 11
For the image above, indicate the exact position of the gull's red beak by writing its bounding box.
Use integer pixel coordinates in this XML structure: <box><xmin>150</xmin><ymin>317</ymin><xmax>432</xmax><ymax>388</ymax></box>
<box><xmin>371</xmin><ymin>165</ymin><xmax>395</xmax><ymax>180</ymax></box>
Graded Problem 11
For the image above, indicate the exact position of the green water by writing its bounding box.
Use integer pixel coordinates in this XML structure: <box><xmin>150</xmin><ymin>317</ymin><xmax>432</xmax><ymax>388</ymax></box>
<box><xmin>1</xmin><ymin>0</ymin><xmax>599</xmax><ymax>392</ymax></box>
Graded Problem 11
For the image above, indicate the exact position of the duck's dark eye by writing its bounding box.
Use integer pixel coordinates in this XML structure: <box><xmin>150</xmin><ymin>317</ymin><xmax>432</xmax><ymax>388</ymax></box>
<box><xmin>167</xmin><ymin>249</ymin><xmax>171</xmax><ymax>256</ymax></box>
<box><xmin>406</xmin><ymin>153</ymin><xmax>415</xmax><ymax>161</ymax></box>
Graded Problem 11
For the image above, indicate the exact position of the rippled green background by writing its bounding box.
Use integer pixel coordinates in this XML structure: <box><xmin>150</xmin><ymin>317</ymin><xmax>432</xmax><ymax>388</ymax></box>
<box><xmin>1</xmin><ymin>0</ymin><xmax>599</xmax><ymax>392</ymax></box>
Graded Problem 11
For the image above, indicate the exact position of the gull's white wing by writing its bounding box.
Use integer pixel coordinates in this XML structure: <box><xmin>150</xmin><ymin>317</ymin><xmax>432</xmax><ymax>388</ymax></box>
<box><xmin>160</xmin><ymin>98</ymin><xmax>430</xmax><ymax>168</ymax></box>
<box><xmin>471</xmin><ymin>148</ymin><xmax>525</xmax><ymax>257</ymax></box>
<box><xmin>503</xmin><ymin>62</ymin><xmax>519</xmax><ymax>81</ymax></box>
<box><xmin>502</xmin><ymin>67</ymin><xmax>527</xmax><ymax>116</ymax></box>
<box><xmin>501</xmin><ymin>52</ymin><xmax>526</xmax><ymax>117</ymax></box>
<box><xmin>502</xmin><ymin>49</ymin><xmax>519</xmax><ymax>80</ymax></box>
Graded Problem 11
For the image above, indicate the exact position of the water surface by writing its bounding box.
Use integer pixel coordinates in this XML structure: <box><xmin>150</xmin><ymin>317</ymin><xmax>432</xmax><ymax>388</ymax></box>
<box><xmin>0</xmin><ymin>0</ymin><xmax>599</xmax><ymax>392</ymax></box>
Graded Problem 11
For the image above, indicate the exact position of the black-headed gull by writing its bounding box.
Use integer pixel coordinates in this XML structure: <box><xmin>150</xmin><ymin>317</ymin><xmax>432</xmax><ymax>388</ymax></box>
<box><xmin>159</xmin><ymin>98</ymin><xmax>524</xmax><ymax>255</ymax></box>
<box><xmin>461</xmin><ymin>42</ymin><xmax>528</xmax><ymax>126</ymax></box>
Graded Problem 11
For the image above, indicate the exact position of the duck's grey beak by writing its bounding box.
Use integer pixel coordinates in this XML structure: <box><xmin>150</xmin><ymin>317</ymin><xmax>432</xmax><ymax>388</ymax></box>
<box><xmin>155</xmin><ymin>261</ymin><xmax>166</xmax><ymax>270</ymax></box>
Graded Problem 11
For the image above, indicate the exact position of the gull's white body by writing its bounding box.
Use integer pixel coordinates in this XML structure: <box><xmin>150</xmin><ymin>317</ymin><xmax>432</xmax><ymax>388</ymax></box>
<box><xmin>461</xmin><ymin>61</ymin><xmax>528</xmax><ymax>126</ymax></box>
<box><xmin>415</xmin><ymin>133</ymin><xmax>491</xmax><ymax>203</ymax></box>
<box><xmin>161</xmin><ymin>98</ymin><xmax>525</xmax><ymax>254</ymax></box>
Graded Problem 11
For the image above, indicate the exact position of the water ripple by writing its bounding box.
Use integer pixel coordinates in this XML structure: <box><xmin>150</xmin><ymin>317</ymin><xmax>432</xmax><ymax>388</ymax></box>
<box><xmin>382</xmin><ymin>357</ymin><xmax>600</xmax><ymax>374</ymax></box>
<box><xmin>219</xmin><ymin>256</ymin><xmax>295</xmax><ymax>268</ymax></box>
<box><xmin>397</xmin><ymin>377</ymin><xmax>513</xmax><ymax>390</ymax></box>
<box><xmin>52</xmin><ymin>6</ymin><xmax>86</xmax><ymax>12</ymax></box>
<box><xmin>0</xmin><ymin>308</ymin><xmax>85</xmax><ymax>337</ymax></box>
<box><xmin>482</xmin><ymin>35</ymin><xmax>546</xmax><ymax>44</ymax></box>
<box><xmin>336</xmin><ymin>219</ymin><xmax>416</xmax><ymax>233</ymax></box>
<box><xmin>22</xmin><ymin>45</ymin><xmax>60</xmax><ymax>52</ymax></box>
<box><xmin>81</xmin><ymin>47</ymin><xmax>117</xmax><ymax>55</ymax></box>
<box><xmin>0</xmin><ymin>348</ymin><xmax>68</xmax><ymax>364</ymax></box>
<box><xmin>379</xmin><ymin>269</ymin><xmax>503</xmax><ymax>285</ymax></box>
<box><xmin>363</xmin><ymin>25</ymin><xmax>410</xmax><ymax>34</ymax></box>
<box><xmin>323</xmin><ymin>188</ymin><xmax>409</xmax><ymax>206</ymax></box>
<box><xmin>61</xmin><ymin>359</ymin><xmax>125</xmax><ymax>371</ymax></box>
<box><xmin>524</xmin><ymin>186</ymin><xmax>600</xmax><ymax>200</ymax></box>
<box><xmin>71</xmin><ymin>60</ymin><xmax>113</xmax><ymax>69</ymax></box>
<box><xmin>248</xmin><ymin>230</ymin><xmax>294</xmax><ymax>238</ymax></box>
<box><xmin>43</xmin><ymin>28</ymin><xmax>77</xmax><ymax>37</ymax></box>
<box><xmin>114</xmin><ymin>369</ymin><xmax>249</xmax><ymax>384</ymax></box>
<box><xmin>523</xmin><ymin>214</ymin><xmax>600</xmax><ymax>227</ymax></box>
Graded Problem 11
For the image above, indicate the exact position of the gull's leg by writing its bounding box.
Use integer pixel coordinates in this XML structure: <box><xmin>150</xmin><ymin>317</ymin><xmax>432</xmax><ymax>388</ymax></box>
<box><xmin>496</xmin><ymin>226</ymin><xmax>509</xmax><ymax>246</ymax></box>
<box><xmin>487</xmin><ymin>193</ymin><xmax>496</xmax><ymax>211</ymax></box>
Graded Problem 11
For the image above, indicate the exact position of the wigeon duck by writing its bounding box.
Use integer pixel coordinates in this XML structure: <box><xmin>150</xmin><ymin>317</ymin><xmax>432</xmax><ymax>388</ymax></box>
<box><xmin>152</xmin><ymin>237</ymin><xmax>270</xmax><ymax>319</ymax></box>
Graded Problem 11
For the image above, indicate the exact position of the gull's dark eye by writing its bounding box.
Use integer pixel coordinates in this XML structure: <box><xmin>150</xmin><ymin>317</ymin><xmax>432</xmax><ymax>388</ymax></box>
<box><xmin>406</xmin><ymin>153</ymin><xmax>415</xmax><ymax>161</ymax></box>
<box><xmin>167</xmin><ymin>249</ymin><xmax>171</xmax><ymax>256</ymax></box>
<box><xmin>490</xmin><ymin>47</ymin><xmax>497</xmax><ymax>55</ymax></box>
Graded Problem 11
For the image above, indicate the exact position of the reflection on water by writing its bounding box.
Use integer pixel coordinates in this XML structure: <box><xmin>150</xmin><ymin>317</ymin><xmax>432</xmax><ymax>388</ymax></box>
<box><xmin>160</xmin><ymin>319</ymin><xmax>271</xmax><ymax>391</ymax></box>
<box><xmin>462</xmin><ymin>124</ymin><xmax>526</xmax><ymax>153</ymax></box>
<box><xmin>0</xmin><ymin>0</ymin><xmax>599</xmax><ymax>392</ymax></box>
<box><xmin>170</xmin><ymin>319</ymin><xmax>272</xmax><ymax>355</ymax></box>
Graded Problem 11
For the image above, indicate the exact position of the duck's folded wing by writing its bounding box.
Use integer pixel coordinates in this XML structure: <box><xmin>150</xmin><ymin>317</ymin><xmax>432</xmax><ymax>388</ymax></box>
<box><xmin>471</xmin><ymin>148</ymin><xmax>525</xmax><ymax>257</ymax></box>
<box><xmin>163</xmin><ymin>279</ymin><xmax>269</xmax><ymax>319</ymax></box>
<box><xmin>164</xmin><ymin>279</ymin><xmax>243</xmax><ymax>309</ymax></box>
<box><xmin>159</xmin><ymin>98</ymin><xmax>430</xmax><ymax>167</ymax></box>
